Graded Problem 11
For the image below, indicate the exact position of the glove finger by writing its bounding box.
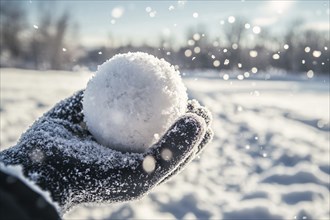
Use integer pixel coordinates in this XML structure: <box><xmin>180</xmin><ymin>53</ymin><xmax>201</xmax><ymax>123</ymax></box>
<box><xmin>187</xmin><ymin>99</ymin><xmax>212</xmax><ymax>126</ymax></box>
<box><xmin>157</xmin><ymin>127</ymin><xmax>213</xmax><ymax>185</ymax></box>
<box><xmin>196</xmin><ymin>128</ymin><xmax>213</xmax><ymax>155</ymax></box>
<box><xmin>138</xmin><ymin>113</ymin><xmax>206</xmax><ymax>185</ymax></box>
<box><xmin>157</xmin><ymin>148</ymin><xmax>196</xmax><ymax>185</ymax></box>
<box><xmin>46</xmin><ymin>90</ymin><xmax>84</xmax><ymax>124</ymax></box>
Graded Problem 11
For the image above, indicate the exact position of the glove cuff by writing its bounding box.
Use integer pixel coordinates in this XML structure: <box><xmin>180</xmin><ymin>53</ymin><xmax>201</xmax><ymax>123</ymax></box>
<box><xmin>0</xmin><ymin>162</ymin><xmax>62</xmax><ymax>216</ymax></box>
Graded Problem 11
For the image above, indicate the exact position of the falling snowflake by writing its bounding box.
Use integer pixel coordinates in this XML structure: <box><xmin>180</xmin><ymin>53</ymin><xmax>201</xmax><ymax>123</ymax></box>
<box><xmin>168</xmin><ymin>5</ymin><xmax>175</xmax><ymax>11</ymax></box>
<box><xmin>149</xmin><ymin>11</ymin><xmax>157</xmax><ymax>18</ymax></box>
<box><xmin>228</xmin><ymin>16</ymin><xmax>236</xmax><ymax>23</ymax></box>
<box><xmin>244</xmin><ymin>72</ymin><xmax>250</xmax><ymax>78</ymax></box>
<box><xmin>142</xmin><ymin>155</ymin><xmax>156</xmax><ymax>173</ymax></box>
<box><xmin>312</xmin><ymin>50</ymin><xmax>322</xmax><ymax>57</ymax></box>
<box><xmin>161</xmin><ymin>148</ymin><xmax>173</xmax><ymax>161</ymax></box>
<box><xmin>237</xmin><ymin>75</ymin><xmax>244</xmax><ymax>80</ymax></box>
<box><xmin>252</xmin><ymin>26</ymin><xmax>261</xmax><ymax>34</ymax></box>
<box><xmin>193</xmin><ymin>33</ymin><xmax>201</xmax><ymax>41</ymax></box>
<box><xmin>307</xmin><ymin>70</ymin><xmax>314</xmax><ymax>78</ymax></box>
<box><xmin>187</xmin><ymin>39</ymin><xmax>195</xmax><ymax>46</ymax></box>
<box><xmin>194</xmin><ymin>47</ymin><xmax>201</xmax><ymax>54</ymax></box>
<box><xmin>184</xmin><ymin>49</ymin><xmax>192</xmax><ymax>57</ymax></box>
<box><xmin>251</xmin><ymin>67</ymin><xmax>258</xmax><ymax>73</ymax></box>
<box><xmin>213</xmin><ymin>60</ymin><xmax>220</xmax><ymax>67</ymax></box>
<box><xmin>111</xmin><ymin>6</ymin><xmax>124</xmax><ymax>18</ymax></box>
<box><xmin>249</xmin><ymin>50</ymin><xmax>258</xmax><ymax>58</ymax></box>
<box><xmin>272</xmin><ymin>54</ymin><xmax>280</xmax><ymax>60</ymax></box>
<box><xmin>223</xmin><ymin>74</ymin><xmax>229</xmax><ymax>80</ymax></box>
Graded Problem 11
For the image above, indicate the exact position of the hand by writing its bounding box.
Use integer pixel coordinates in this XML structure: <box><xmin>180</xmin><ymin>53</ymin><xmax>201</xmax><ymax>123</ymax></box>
<box><xmin>0</xmin><ymin>90</ymin><xmax>213</xmax><ymax>214</ymax></box>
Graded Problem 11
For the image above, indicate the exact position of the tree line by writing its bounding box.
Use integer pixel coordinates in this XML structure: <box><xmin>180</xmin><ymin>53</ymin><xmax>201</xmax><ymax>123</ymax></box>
<box><xmin>0</xmin><ymin>2</ymin><xmax>329</xmax><ymax>74</ymax></box>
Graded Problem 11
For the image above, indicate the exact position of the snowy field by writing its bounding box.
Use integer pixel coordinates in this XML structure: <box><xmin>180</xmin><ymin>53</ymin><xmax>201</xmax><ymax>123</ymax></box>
<box><xmin>1</xmin><ymin>68</ymin><xmax>329</xmax><ymax>220</ymax></box>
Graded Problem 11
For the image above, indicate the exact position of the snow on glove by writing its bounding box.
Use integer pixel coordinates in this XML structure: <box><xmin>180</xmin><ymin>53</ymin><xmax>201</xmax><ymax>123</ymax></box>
<box><xmin>0</xmin><ymin>90</ymin><xmax>213</xmax><ymax>214</ymax></box>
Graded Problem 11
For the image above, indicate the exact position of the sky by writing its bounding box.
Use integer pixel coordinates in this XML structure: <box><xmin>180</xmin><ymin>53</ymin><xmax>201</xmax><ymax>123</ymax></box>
<box><xmin>24</xmin><ymin>0</ymin><xmax>330</xmax><ymax>48</ymax></box>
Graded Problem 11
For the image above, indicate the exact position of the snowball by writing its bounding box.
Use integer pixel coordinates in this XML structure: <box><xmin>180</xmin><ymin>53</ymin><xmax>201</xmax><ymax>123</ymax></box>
<box><xmin>83</xmin><ymin>52</ymin><xmax>188</xmax><ymax>153</ymax></box>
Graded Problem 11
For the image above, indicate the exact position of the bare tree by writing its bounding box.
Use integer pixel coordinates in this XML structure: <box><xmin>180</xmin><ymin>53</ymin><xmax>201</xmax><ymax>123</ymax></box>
<box><xmin>50</xmin><ymin>11</ymin><xmax>70</xmax><ymax>69</ymax></box>
<box><xmin>282</xmin><ymin>19</ymin><xmax>304</xmax><ymax>72</ymax></box>
<box><xmin>223</xmin><ymin>17</ymin><xmax>248</xmax><ymax>68</ymax></box>
<box><xmin>0</xmin><ymin>1</ymin><xmax>27</xmax><ymax>65</ymax></box>
<box><xmin>30</xmin><ymin>2</ymin><xmax>72</xmax><ymax>70</ymax></box>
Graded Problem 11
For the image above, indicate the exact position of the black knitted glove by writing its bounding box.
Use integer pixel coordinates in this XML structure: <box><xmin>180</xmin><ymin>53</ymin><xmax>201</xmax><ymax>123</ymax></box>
<box><xmin>0</xmin><ymin>90</ymin><xmax>213</xmax><ymax>214</ymax></box>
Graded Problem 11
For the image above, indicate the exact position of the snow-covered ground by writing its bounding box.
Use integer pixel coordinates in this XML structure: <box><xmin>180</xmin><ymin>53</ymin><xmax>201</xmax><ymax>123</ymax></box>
<box><xmin>1</xmin><ymin>68</ymin><xmax>329</xmax><ymax>220</ymax></box>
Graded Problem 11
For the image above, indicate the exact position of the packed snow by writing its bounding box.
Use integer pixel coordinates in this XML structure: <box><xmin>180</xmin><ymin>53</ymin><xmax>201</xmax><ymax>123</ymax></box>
<box><xmin>83</xmin><ymin>52</ymin><xmax>188</xmax><ymax>152</ymax></box>
<box><xmin>0</xmin><ymin>68</ymin><xmax>329</xmax><ymax>220</ymax></box>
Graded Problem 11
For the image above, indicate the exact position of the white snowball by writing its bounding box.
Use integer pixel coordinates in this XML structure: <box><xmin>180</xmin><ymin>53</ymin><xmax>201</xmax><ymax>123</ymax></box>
<box><xmin>83</xmin><ymin>52</ymin><xmax>188</xmax><ymax>153</ymax></box>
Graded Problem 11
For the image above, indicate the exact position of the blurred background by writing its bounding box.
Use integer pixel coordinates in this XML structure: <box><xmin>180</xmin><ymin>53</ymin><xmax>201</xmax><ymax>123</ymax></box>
<box><xmin>0</xmin><ymin>0</ymin><xmax>329</xmax><ymax>73</ymax></box>
<box><xmin>1</xmin><ymin>1</ymin><xmax>329</xmax><ymax>220</ymax></box>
